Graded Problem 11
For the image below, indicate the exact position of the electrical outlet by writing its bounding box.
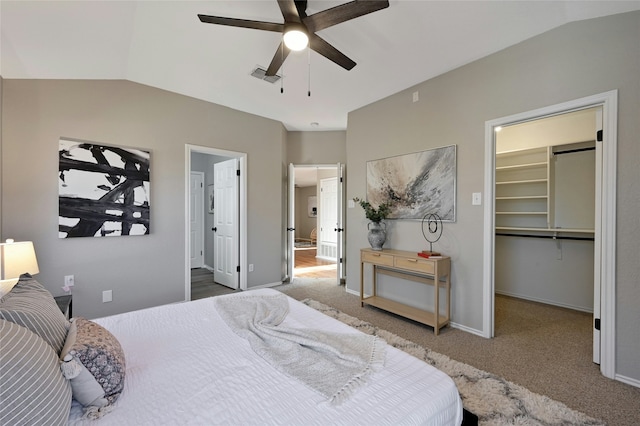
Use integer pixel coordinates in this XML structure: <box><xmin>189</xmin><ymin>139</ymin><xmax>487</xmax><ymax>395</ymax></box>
<box><xmin>62</xmin><ymin>275</ymin><xmax>75</xmax><ymax>292</ymax></box>
<box><xmin>249</xmin><ymin>264</ymin><xmax>254</xmax><ymax>272</ymax></box>
<box><xmin>102</xmin><ymin>290</ymin><xmax>112</xmax><ymax>303</ymax></box>
<box><xmin>412</xmin><ymin>91</ymin><xmax>419</xmax><ymax>102</ymax></box>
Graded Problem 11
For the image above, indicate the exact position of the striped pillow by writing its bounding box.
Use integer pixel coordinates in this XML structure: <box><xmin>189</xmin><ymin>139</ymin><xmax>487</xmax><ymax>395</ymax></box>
<box><xmin>0</xmin><ymin>319</ymin><xmax>72</xmax><ymax>426</ymax></box>
<box><xmin>0</xmin><ymin>274</ymin><xmax>70</xmax><ymax>354</ymax></box>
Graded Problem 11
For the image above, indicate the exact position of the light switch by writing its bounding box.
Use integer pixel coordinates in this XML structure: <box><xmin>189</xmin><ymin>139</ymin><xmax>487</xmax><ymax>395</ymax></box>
<box><xmin>472</xmin><ymin>192</ymin><xmax>482</xmax><ymax>205</ymax></box>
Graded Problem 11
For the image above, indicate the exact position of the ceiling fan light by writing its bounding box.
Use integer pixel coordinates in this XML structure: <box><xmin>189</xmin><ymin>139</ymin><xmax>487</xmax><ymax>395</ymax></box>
<box><xmin>283</xmin><ymin>29</ymin><xmax>308</xmax><ymax>51</ymax></box>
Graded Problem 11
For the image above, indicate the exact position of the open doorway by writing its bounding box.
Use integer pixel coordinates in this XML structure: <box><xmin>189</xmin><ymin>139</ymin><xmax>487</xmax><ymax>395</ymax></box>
<box><xmin>492</xmin><ymin>108</ymin><xmax>598</xmax><ymax>375</ymax></box>
<box><xmin>288</xmin><ymin>164</ymin><xmax>342</xmax><ymax>282</ymax></box>
<box><xmin>483</xmin><ymin>91</ymin><xmax>617</xmax><ymax>379</ymax></box>
<box><xmin>185</xmin><ymin>145</ymin><xmax>247</xmax><ymax>301</ymax></box>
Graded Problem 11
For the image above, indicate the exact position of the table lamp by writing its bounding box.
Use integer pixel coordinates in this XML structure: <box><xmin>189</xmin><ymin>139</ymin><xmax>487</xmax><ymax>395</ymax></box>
<box><xmin>0</xmin><ymin>239</ymin><xmax>40</xmax><ymax>289</ymax></box>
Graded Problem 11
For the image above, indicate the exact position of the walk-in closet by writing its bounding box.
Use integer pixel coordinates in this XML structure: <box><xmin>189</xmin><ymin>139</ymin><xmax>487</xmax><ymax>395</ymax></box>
<box><xmin>494</xmin><ymin>108</ymin><xmax>598</xmax><ymax>312</ymax></box>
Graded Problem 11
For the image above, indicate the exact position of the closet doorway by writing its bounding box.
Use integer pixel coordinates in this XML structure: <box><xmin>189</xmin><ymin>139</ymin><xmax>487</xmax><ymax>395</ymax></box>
<box><xmin>483</xmin><ymin>91</ymin><xmax>617</xmax><ymax>379</ymax></box>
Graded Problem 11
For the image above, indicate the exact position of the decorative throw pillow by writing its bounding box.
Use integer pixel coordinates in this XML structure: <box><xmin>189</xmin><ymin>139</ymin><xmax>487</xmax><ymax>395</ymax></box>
<box><xmin>0</xmin><ymin>274</ymin><xmax>69</xmax><ymax>354</ymax></box>
<box><xmin>60</xmin><ymin>317</ymin><xmax>126</xmax><ymax>419</ymax></box>
<box><xmin>0</xmin><ymin>319</ymin><xmax>72</xmax><ymax>426</ymax></box>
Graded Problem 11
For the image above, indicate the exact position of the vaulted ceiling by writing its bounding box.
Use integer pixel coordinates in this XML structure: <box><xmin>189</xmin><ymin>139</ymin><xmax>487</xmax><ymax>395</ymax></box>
<box><xmin>2</xmin><ymin>1</ymin><xmax>639</xmax><ymax>131</ymax></box>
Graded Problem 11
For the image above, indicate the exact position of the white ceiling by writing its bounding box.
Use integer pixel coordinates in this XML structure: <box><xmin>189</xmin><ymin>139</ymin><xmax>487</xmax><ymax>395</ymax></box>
<box><xmin>2</xmin><ymin>1</ymin><xmax>639</xmax><ymax>131</ymax></box>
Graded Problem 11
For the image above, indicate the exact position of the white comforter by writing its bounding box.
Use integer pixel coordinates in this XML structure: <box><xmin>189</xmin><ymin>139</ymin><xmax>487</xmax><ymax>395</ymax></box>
<box><xmin>68</xmin><ymin>289</ymin><xmax>462</xmax><ymax>425</ymax></box>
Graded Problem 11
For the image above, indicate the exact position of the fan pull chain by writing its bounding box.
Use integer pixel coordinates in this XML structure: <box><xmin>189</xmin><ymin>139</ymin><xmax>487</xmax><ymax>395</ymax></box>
<box><xmin>280</xmin><ymin>40</ymin><xmax>284</xmax><ymax>94</ymax></box>
<box><xmin>307</xmin><ymin>47</ymin><xmax>311</xmax><ymax>97</ymax></box>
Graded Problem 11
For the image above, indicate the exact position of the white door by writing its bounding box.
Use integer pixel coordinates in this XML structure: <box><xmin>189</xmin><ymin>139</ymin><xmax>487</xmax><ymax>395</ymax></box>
<box><xmin>593</xmin><ymin>107</ymin><xmax>603</xmax><ymax>364</ymax></box>
<box><xmin>213</xmin><ymin>158</ymin><xmax>239</xmax><ymax>289</ymax></box>
<box><xmin>319</xmin><ymin>177</ymin><xmax>338</xmax><ymax>262</ymax></box>
<box><xmin>336</xmin><ymin>163</ymin><xmax>344</xmax><ymax>283</ymax></box>
<box><xmin>287</xmin><ymin>163</ymin><xmax>296</xmax><ymax>280</ymax></box>
<box><xmin>189</xmin><ymin>172</ymin><xmax>204</xmax><ymax>269</ymax></box>
<box><xmin>319</xmin><ymin>177</ymin><xmax>338</xmax><ymax>244</ymax></box>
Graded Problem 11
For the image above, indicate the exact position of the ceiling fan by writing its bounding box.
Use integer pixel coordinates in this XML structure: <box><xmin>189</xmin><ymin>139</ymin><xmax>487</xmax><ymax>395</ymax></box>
<box><xmin>198</xmin><ymin>0</ymin><xmax>389</xmax><ymax>76</ymax></box>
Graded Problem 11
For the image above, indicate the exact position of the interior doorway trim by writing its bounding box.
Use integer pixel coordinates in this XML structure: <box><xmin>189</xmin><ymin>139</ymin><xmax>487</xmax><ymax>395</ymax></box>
<box><xmin>482</xmin><ymin>90</ymin><xmax>617</xmax><ymax>379</ymax></box>
<box><xmin>287</xmin><ymin>163</ymin><xmax>343</xmax><ymax>284</ymax></box>
<box><xmin>184</xmin><ymin>144</ymin><xmax>248</xmax><ymax>300</ymax></box>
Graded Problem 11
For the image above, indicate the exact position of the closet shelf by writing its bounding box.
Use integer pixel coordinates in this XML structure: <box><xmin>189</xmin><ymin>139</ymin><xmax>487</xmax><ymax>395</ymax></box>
<box><xmin>496</xmin><ymin>161</ymin><xmax>548</xmax><ymax>171</ymax></box>
<box><xmin>496</xmin><ymin>178</ymin><xmax>547</xmax><ymax>185</ymax></box>
<box><xmin>496</xmin><ymin>226</ymin><xmax>595</xmax><ymax>233</ymax></box>
<box><xmin>496</xmin><ymin>195</ymin><xmax>547</xmax><ymax>200</ymax></box>
<box><xmin>496</xmin><ymin>211</ymin><xmax>548</xmax><ymax>215</ymax></box>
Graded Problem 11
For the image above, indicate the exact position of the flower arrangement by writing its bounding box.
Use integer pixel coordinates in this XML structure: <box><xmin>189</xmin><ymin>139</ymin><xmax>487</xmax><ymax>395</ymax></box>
<box><xmin>353</xmin><ymin>197</ymin><xmax>392</xmax><ymax>223</ymax></box>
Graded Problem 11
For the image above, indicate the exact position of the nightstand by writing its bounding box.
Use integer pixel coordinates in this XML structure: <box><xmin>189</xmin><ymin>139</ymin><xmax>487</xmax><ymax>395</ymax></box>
<box><xmin>54</xmin><ymin>295</ymin><xmax>73</xmax><ymax>319</ymax></box>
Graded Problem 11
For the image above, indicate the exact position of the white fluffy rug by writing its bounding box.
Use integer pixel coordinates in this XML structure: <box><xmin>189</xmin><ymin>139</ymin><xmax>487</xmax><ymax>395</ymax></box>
<box><xmin>302</xmin><ymin>299</ymin><xmax>604</xmax><ymax>426</ymax></box>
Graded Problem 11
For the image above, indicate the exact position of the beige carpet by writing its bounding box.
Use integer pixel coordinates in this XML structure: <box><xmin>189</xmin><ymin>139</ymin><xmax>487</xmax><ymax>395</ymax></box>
<box><xmin>274</xmin><ymin>278</ymin><xmax>640</xmax><ymax>426</ymax></box>
<box><xmin>304</xmin><ymin>298</ymin><xmax>602</xmax><ymax>425</ymax></box>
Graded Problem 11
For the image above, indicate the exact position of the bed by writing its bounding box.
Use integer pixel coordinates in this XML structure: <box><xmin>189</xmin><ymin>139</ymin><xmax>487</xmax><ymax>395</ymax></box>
<box><xmin>1</xmin><ymin>276</ymin><xmax>463</xmax><ymax>425</ymax></box>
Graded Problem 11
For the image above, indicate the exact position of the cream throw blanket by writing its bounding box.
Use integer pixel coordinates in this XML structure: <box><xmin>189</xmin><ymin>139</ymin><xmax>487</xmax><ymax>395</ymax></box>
<box><xmin>214</xmin><ymin>293</ymin><xmax>386</xmax><ymax>405</ymax></box>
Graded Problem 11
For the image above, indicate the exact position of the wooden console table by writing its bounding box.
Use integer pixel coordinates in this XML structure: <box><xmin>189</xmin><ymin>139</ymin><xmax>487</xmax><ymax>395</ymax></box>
<box><xmin>360</xmin><ymin>248</ymin><xmax>451</xmax><ymax>335</ymax></box>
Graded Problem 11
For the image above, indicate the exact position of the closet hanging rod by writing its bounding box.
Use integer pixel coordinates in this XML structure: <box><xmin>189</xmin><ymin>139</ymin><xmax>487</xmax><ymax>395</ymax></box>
<box><xmin>553</xmin><ymin>146</ymin><xmax>595</xmax><ymax>156</ymax></box>
<box><xmin>495</xmin><ymin>232</ymin><xmax>594</xmax><ymax>241</ymax></box>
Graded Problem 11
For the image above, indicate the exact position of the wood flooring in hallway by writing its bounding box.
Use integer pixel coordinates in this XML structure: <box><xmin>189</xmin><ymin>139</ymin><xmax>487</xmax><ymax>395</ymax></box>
<box><xmin>294</xmin><ymin>248</ymin><xmax>336</xmax><ymax>279</ymax></box>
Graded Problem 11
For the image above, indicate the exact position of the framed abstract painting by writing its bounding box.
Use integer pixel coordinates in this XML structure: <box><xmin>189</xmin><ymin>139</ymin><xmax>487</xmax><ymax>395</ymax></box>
<box><xmin>58</xmin><ymin>138</ymin><xmax>151</xmax><ymax>238</ymax></box>
<box><xmin>366</xmin><ymin>145</ymin><xmax>456</xmax><ymax>221</ymax></box>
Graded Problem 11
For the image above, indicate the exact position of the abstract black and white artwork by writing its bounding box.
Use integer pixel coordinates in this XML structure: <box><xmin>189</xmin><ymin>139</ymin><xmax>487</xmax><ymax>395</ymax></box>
<box><xmin>366</xmin><ymin>145</ymin><xmax>456</xmax><ymax>221</ymax></box>
<box><xmin>58</xmin><ymin>139</ymin><xmax>150</xmax><ymax>238</ymax></box>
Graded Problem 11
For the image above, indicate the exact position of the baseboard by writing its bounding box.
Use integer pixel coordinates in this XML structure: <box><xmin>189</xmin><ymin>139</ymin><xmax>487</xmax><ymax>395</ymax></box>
<box><xmin>203</xmin><ymin>264</ymin><xmax>214</xmax><ymax>272</ymax></box>
<box><xmin>249</xmin><ymin>281</ymin><xmax>286</xmax><ymax>290</ymax></box>
<box><xmin>345</xmin><ymin>288</ymin><xmax>485</xmax><ymax>337</ymax></box>
<box><xmin>615</xmin><ymin>373</ymin><xmax>640</xmax><ymax>389</ymax></box>
<box><xmin>450</xmin><ymin>322</ymin><xmax>485</xmax><ymax>337</ymax></box>
<box><xmin>495</xmin><ymin>290</ymin><xmax>593</xmax><ymax>313</ymax></box>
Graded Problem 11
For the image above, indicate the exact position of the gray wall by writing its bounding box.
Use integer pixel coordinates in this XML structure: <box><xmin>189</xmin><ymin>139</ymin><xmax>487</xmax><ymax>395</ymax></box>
<box><xmin>1</xmin><ymin>80</ymin><xmax>286</xmax><ymax>319</ymax></box>
<box><xmin>345</xmin><ymin>12</ymin><xmax>640</xmax><ymax>382</ymax></box>
<box><xmin>287</xmin><ymin>131</ymin><xmax>347</xmax><ymax>164</ymax></box>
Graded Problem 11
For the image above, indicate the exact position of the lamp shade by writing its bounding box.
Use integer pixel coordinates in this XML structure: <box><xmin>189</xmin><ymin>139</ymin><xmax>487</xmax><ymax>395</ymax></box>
<box><xmin>0</xmin><ymin>240</ymin><xmax>40</xmax><ymax>281</ymax></box>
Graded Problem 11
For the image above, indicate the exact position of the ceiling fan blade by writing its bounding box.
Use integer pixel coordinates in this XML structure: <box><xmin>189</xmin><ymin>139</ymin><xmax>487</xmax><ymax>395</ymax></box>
<box><xmin>277</xmin><ymin>0</ymin><xmax>302</xmax><ymax>22</ymax></box>
<box><xmin>265</xmin><ymin>41</ymin><xmax>291</xmax><ymax>76</ymax></box>
<box><xmin>303</xmin><ymin>0</ymin><xmax>389</xmax><ymax>33</ymax></box>
<box><xmin>198</xmin><ymin>14</ymin><xmax>284</xmax><ymax>33</ymax></box>
<box><xmin>309</xmin><ymin>34</ymin><xmax>356</xmax><ymax>71</ymax></box>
